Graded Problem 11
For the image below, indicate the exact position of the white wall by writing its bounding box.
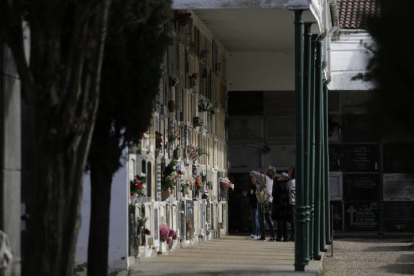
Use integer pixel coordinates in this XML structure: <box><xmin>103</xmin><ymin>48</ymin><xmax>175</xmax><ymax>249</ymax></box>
<box><xmin>228</xmin><ymin>52</ymin><xmax>294</xmax><ymax>91</ymax></box>
<box><xmin>329</xmin><ymin>32</ymin><xmax>375</xmax><ymax>91</ymax></box>
<box><xmin>1</xmin><ymin>44</ymin><xmax>22</xmax><ymax>276</ymax></box>
<box><xmin>75</xmin><ymin>148</ymin><xmax>128</xmax><ymax>270</ymax></box>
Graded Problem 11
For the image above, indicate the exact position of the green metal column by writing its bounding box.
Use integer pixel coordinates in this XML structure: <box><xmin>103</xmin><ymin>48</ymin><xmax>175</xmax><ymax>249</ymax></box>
<box><xmin>320</xmin><ymin>80</ymin><xmax>327</xmax><ymax>252</ymax></box>
<box><xmin>324</xmin><ymin>83</ymin><xmax>331</xmax><ymax>244</ymax></box>
<box><xmin>303</xmin><ymin>22</ymin><xmax>313</xmax><ymax>265</ymax></box>
<box><xmin>294</xmin><ymin>9</ymin><xmax>306</xmax><ymax>272</ymax></box>
<box><xmin>309</xmin><ymin>35</ymin><xmax>317</xmax><ymax>260</ymax></box>
<box><xmin>378</xmin><ymin>139</ymin><xmax>385</xmax><ymax>234</ymax></box>
<box><xmin>313</xmin><ymin>40</ymin><xmax>322</xmax><ymax>260</ymax></box>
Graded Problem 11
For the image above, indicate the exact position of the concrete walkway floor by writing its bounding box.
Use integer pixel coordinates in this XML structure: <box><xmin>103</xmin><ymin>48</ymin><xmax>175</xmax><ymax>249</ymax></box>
<box><xmin>119</xmin><ymin>235</ymin><xmax>325</xmax><ymax>276</ymax></box>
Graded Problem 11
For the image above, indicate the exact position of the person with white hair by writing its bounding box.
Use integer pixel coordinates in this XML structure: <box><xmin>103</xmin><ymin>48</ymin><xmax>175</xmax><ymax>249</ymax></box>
<box><xmin>250</xmin><ymin>165</ymin><xmax>277</xmax><ymax>241</ymax></box>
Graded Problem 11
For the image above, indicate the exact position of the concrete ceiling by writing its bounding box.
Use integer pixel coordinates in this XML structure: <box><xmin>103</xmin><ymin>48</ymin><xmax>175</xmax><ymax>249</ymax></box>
<box><xmin>193</xmin><ymin>9</ymin><xmax>319</xmax><ymax>52</ymax></box>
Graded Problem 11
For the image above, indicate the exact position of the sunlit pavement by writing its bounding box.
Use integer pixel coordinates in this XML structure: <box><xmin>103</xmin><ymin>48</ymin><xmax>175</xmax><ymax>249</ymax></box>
<box><xmin>120</xmin><ymin>235</ymin><xmax>325</xmax><ymax>276</ymax></box>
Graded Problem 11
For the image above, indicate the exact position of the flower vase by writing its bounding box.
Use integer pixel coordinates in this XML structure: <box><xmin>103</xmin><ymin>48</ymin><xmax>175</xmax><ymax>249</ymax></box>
<box><xmin>158</xmin><ymin>241</ymin><xmax>167</xmax><ymax>253</ymax></box>
<box><xmin>161</xmin><ymin>188</ymin><xmax>172</xmax><ymax>201</ymax></box>
<box><xmin>186</xmin><ymin>187</ymin><xmax>190</xmax><ymax>195</ymax></box>
<box><xmin>130</xmin><ymin>194</ymin><xmax>138</xmax><ymax>203</ymax></box>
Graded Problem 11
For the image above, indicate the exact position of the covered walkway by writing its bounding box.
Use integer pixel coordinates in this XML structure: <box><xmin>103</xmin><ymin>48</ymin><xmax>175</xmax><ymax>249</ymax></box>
<box><xmin>122</xmin><ymin>235</ymin><xmax>325</xmax><ymax>275</ymax></box>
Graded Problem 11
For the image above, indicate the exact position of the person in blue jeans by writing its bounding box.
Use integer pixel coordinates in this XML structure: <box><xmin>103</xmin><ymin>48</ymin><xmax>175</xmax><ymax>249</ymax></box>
<box><xmin>243</xmin><ymin>177</ymin><xmax>260</xmax><ymax>239</ymax></box>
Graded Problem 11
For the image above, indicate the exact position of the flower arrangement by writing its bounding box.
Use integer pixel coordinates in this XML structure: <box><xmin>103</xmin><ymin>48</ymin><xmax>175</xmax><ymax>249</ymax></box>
<box><xmin>182</xmin><ymin>176</ymin><xmax>193</xmax><ymax>188</ymax></box>
<box><xmin>167</xmin><ymin>126</ymin><xmax>181</xmax><ymax>144</ymax></box>
<box><xmin>159</xmin><ymin>224</ymin><xmax>178</xmax><ymax>244</ymax></box>
<box><xmin>162</xmin><ymin>159</ymin><xmax>184</xmax><ymax>190</ymax></box>
<box><xmin>155</xmin><ymin>131</ymin><xmax>163</xmax><ymax>149</ymax></box>
<box><xmin>202</xmin><ymin>188</ymin><xmax>209</xmax><ymax>199</ymax></box>
<box><xmin>198</xmin><ymin>98</ymin><xmax>218</xmax><ymax>114</ymax></box>
<box><xmin>186</xmin><ymin>145</ymin><xmax>209</xmax><ymax>161</ymax></box>
<box><xmin>130</xmin><ymin>174</ymin><xmax>147</xmax><ymax>197</ymax></box>
<box><xmin>140</xmin><ymin>130</ymin><xmax>149</xmax><ymax>139</ymax></box>
<box><xmin>220</xmin><ymin>177</ymin><xmax>235</xmax><ymax>192</ymax></box>
<box><xmin>196</xmin><ymin>146</ymin><xmax>209</xmax><ymax>157</ymax></box>
<box><xmin>186</xmin><ymin>145</ymin><xmax>199</xmax><ymax>161</ymax></box>
<box><xmin>195</xmin><ymin>175</ymin><xmax>203</xmax><ymax>189</ymax></box>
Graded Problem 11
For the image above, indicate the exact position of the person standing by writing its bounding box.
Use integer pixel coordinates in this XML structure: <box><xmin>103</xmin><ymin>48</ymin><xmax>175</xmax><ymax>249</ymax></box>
<box><xmin>243</xmin><ymin>177</ymin><xmax>260</xmax><ymax>239</ymax></box>
<box><xmin>272</xmin><ymin>172</ymin><xmax>290</xmax><ymax>241</ymax></box>
<box><xmin>287</xmin><ymin>167</ymin><xmax>296</xmax><ymax>241</ymax></box>
<box><xmin>250</xmin><ymin>165</ymin><xmax>277</xmax><ymax>242</ymax></box>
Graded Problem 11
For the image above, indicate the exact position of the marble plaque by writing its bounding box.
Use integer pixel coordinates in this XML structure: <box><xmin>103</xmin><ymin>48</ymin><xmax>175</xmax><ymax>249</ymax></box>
<box><xmin>266</xmin><ymin>145</ymin><xmax>295</xmax><ymax>168</ymax></box>
<box><xmin>228</xmin><ymin>116</ymin><xmax>263</xmax><ymax>140</ymax></box>
<box><xmin>229</xmin><ymin>146</ymin><xmax>261</xmax><ymax>168</ymax></box>
<box><xmin>265</xmin><ymin>116</ymin><xmax>295</xmax><ymax>142</ymax></box>
<box><xmin>344</xmin><ymin>144</ymin><xmax>378</xmax><ymax>172</ymax></box>
<box><xmin>343</xmin><ymin>174</ymin><xmax>378</xmax><ymax>201</ymax></box>
<box><xmin>384</xmin><ymin>174</ymin><xmax>414</xmax><ymax>201</ymax></box>
<box><xmin>344</xmin><ymin>201</ymin><xmax>378</xmax><ymax>231</ymax></box>
<box><xmin>384</xmin><ymin>201</ymin><xmax>414</xmax><ymax>231</ymax></box>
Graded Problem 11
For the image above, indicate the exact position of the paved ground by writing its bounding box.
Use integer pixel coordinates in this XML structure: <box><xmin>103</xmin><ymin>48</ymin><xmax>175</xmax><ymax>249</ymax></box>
<box><xmin>323</xmin><ymin>233</ymin><xmax>414</xmax><ymax>276</ymax></box>
<box><xmin>120</xmin><ymin>235</ymin><xmax>324</xmax><ymax>276</ymax></box>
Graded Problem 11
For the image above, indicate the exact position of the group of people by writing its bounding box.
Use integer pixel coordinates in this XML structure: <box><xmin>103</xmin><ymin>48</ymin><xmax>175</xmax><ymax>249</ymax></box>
<box><xmin>243</xmin><ymin>165</ymin><xmax>295</xmax><ymax>242</ymax></box>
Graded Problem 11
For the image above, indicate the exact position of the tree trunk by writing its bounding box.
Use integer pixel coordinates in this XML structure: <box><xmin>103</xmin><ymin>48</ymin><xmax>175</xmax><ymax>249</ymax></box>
<box><xmin>14</xmin><ymin>1</ymin><xmax>113</xmax><ymax>275</ymax></box>
<box><xmin>88</xmin><ymin>159</ymin><xmax>115</xmax><ymax>276</ymax></box>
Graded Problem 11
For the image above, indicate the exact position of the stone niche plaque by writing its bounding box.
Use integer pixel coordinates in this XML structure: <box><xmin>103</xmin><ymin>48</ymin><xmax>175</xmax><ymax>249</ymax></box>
<box><xmin>229</xmin><ymin>145</ymin><xmax>261</xmax><ymax>168</ymax></box>
<box><xmin>342</xmin><ymin>114</ymin><xmax>379</xmax><ymax>142</ymax></box>
<box><xmin>329</xmin><ymin>172</ymin><xmax>343</xmax><ymax>201</ymax></box>
<box><xmin>384</xmin><ymin>201</ymin><xmax>414</xmax><ymax>231</ymax></box>
<box><xmin>384</xmin><ymin>144</ymin><xmax>414</xmax><ymax>173</ymax></box>
<box><xmin>266</xmin><ymin>145</ymin><xmax>295</xmax><ymax>168</ymax></box>
<box><xmin>344</xmin><ymin>201</ymin><xmax>378</xmax><ymax>231</ymax></box>
<box><xmin>384</xmin><ymin>173</ymin><xmax>414</xmax><ymax>201</ymax></box>
<box><xmin>343</xmin><ymin>174</ymin><xmax>378</xmax><ymax>201</ymax></box>
<box><xmin>266</xmin><ymin>116</ymin><xmax>295</xmax><ymax>142</ymax></box>
<box><xmin>228</xmin><ymin>116</ymin><xmax>263</xmax><ymax>141</ymax></box>
<box><xmin>344</xmin><ymin>144</ymin><xmax>378</xmax><ymax>172</ymax></box>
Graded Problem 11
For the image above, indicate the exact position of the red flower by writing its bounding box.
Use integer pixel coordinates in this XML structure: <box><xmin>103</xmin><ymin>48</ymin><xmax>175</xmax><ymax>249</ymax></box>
<box><xmin>137</xmin><ymin>182</ymin><xmax>143</xmax><ymax>189</ymax></box>
<box><xmin>178</xmin><ymin>137</ymin><xmax>182</xmax><ymax>141</ymax></box>
<box><xmin>144</xmin><ymin>229</ymin><xmax>151</xmax><ymax>235</ymax></box>
<box><xmin>197</xmin><ymin>175</ymin><xmax>201</xmax><ymax>178</ymax></box>
<box><xmin>134</xmin><ymin>175</ymin><xmax>140</xmax><ymax>178</ymax></box>
<box><xmin>178</xmin><ymin>170</ymin><xmax>182</xmax><ymax>174</ymax></box>
<box><xmin>130</xmin><ymin>192</ymin><xmax>135</xmax><ymax>196</ymax></box>
<box><xmin>170</xmin><ymin>132</ymin><xmax>173</xmax><ymax>135</ymax></box>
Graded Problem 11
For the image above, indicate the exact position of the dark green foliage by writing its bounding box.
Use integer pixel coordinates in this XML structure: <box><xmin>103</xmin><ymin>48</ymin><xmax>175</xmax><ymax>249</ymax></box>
<box><xmin>86</xmin><ymin>1</ymin><xmax>172</xmax><ymax>275</ymax></box>
<box><xmin>354</xmin><ymin>0</ymin><xmax>414</xmax><ymax>139</ymax></box>
<box><xmin>88</xmin><ymin>0</ymin><xmax>172</xmax><ymax>171</ymax></box>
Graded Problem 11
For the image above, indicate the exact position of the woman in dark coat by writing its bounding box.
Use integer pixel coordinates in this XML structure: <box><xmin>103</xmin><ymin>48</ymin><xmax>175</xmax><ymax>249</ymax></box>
<box><xmin>272</xmin><ymin>172</ymin><xmax>290</xmax><ymax>241</ymax></box>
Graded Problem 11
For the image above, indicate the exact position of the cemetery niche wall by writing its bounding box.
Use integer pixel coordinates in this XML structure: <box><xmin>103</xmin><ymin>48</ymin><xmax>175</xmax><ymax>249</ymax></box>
<box><xmin>123</xmin><ymin>9</ymin><xmax>230</xmax><ymax>264</ymax></box>
<box><xmin>328</xmin><ymin>91</ymin><xmax>414</xmax><ymax>232</ymax></box>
